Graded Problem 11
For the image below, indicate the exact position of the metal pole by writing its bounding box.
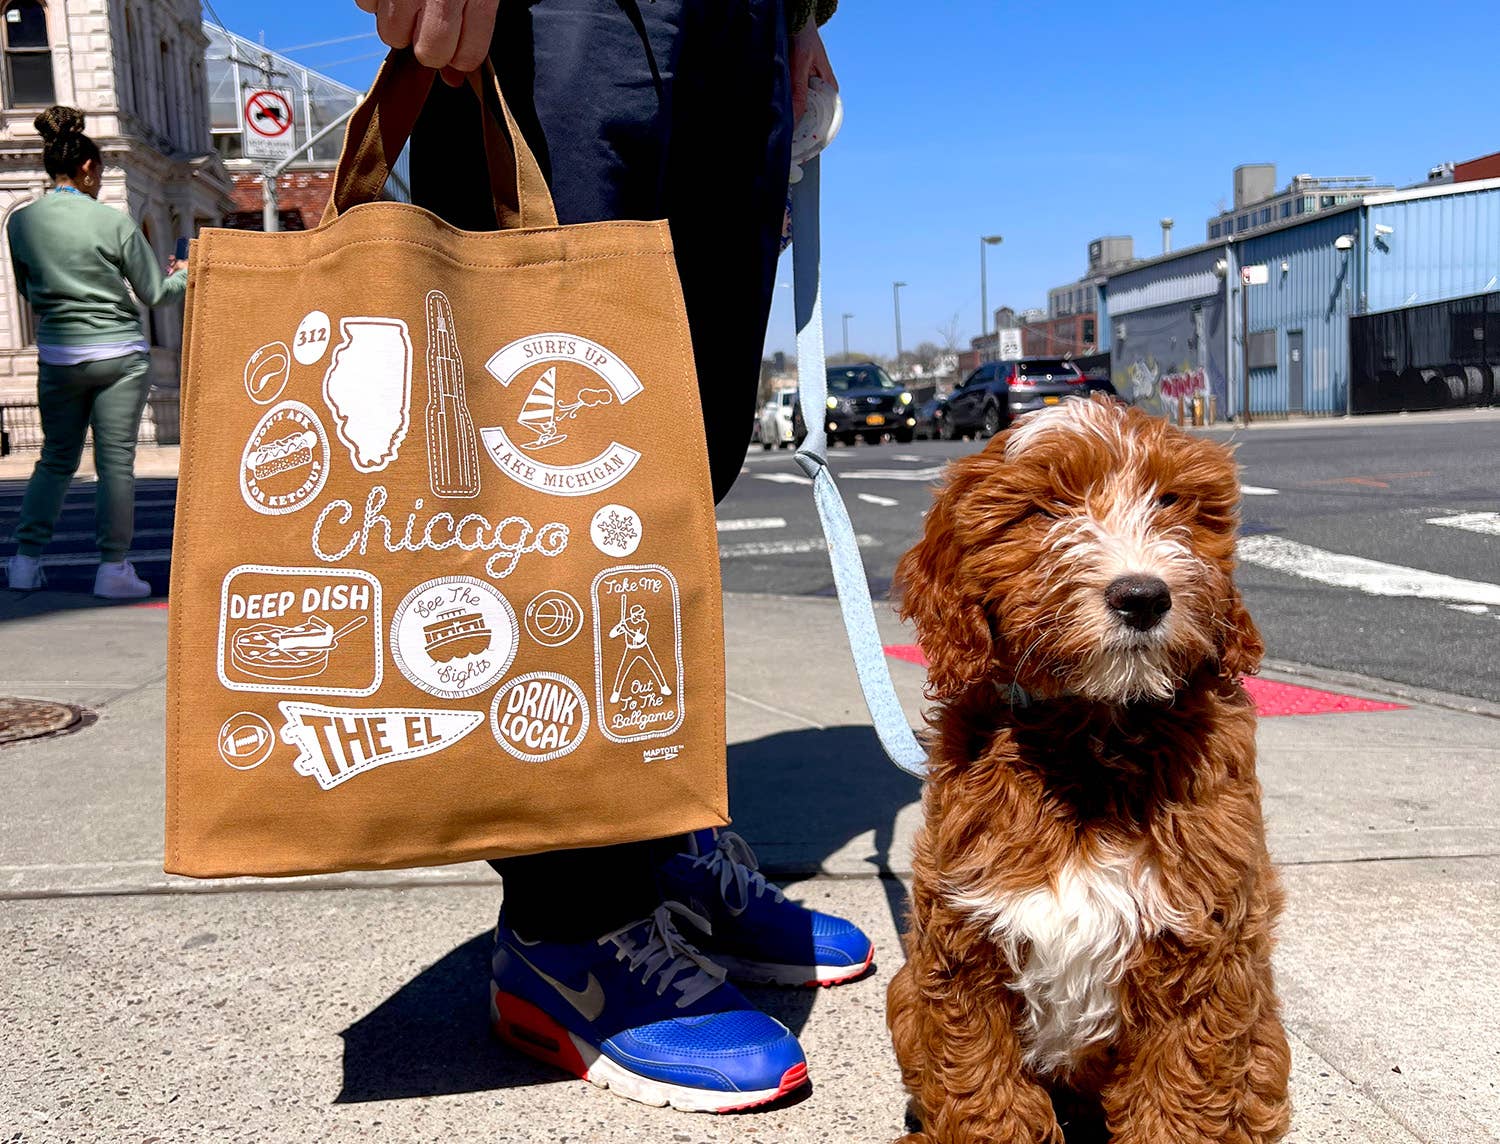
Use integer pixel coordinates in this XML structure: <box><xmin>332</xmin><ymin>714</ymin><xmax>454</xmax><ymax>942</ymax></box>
<box><xmin>892</xmin><ymin>281</ymin><xmax>906</xmax><ymax>371</ymax></box>
<box><xmin>1240</xmin><ymin>275</ymin><xmax>1251</xmax><ymax>428</ymax></box>
<box><xmin>979</xmin><ymin>237</ymin><xmax>988</xmax><ymax>357</ymax></box>
<box><xmin>259</xmin><ymin>103</ymin><xmax>359</xmax><ymax>235</ymax></box>
<box><xmin>841</xmin><ymin>312</ymin><xmax>853</xmax><ymax>360</ymax></box>
<box><xmin>262</xmin><ymin>168</ymin><xmax>279</xmax><ymax>233</ymax></box>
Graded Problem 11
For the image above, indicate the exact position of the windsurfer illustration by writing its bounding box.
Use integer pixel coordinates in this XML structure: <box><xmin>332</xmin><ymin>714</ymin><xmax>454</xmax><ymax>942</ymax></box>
<box><xmin>607</xmin><ymin>599</ymin><xmax>672</xmax><ymax>703</ymax></box>
<box><xmin>516</xmin><ymin>367</ymin><xmax>615</xmax><ymax>451</ymax></box>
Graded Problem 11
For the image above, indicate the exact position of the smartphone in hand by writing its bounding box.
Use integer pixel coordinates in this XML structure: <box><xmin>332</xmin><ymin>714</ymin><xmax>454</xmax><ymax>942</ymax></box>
<box><xmin>174</xmin><ymin>237</ymin><xmax>191</xmax><ymax>262</ymax></box>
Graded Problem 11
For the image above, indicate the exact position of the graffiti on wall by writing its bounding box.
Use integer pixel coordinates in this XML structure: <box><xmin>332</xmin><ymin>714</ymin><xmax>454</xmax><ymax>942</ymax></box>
<box><xmin>1120</xmin><ymin>358</ymin><xmax>1207</xmax><ymax>412</ymax></box>
<box><xmin>1110</xmin><ymin>297</ymin><xmax>1228</xmax><ymax>418</ymax></box>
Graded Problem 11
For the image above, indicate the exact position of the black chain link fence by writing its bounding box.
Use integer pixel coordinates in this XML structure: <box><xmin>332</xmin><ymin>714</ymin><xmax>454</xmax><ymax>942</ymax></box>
<box><xmin>1350</xmin><ymin>291</ymin><xmax>1500</xmax><ymax>414</ymax></box>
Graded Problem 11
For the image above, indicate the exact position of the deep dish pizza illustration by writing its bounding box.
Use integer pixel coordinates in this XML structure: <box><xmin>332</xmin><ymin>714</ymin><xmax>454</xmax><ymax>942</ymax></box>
<box><xmin>230</xmin><ymin>614</ymin><xmax>369</xmax><ymax>680</ymax></box>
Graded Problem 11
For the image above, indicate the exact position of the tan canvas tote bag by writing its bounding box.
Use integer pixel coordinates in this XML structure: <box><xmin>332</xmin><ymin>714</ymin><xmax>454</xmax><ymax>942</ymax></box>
<box><xmin>165</xmin><ymin>51</ymin><xmax>727</xmax><ymax>878</ymax></box>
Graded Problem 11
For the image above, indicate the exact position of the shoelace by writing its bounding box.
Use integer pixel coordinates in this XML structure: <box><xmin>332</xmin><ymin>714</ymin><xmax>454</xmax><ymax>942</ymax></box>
<box><xmin>599</xmin><ymin>901</ymin><xmax>726</xmax><ymax>1009</ymax></box>
<box><xmin>693</xmin><ymin>830</ymin><xmax>786</xmax><ymax>917</ymax></box>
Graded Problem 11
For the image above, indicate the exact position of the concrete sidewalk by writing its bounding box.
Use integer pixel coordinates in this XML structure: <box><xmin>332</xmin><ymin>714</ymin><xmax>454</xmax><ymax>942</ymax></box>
<box><xmin>2</xmin><ymin>591</ymin><xmax>1498</xmax><ymax>1142</ymax></box>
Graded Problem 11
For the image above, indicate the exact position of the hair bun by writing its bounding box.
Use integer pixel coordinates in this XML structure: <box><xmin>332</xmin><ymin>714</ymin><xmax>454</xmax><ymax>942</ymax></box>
<box><xmin>34</xmin><ymin>105</ymin><xmax>86</xmax><ymax>144</ymax></box>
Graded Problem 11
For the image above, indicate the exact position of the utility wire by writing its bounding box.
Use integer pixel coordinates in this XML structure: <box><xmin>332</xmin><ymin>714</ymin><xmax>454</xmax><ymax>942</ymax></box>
<box><xmin>274</xmin><ymin>31</ymin><xmax>378</xmax><ymax>54</ymax></box>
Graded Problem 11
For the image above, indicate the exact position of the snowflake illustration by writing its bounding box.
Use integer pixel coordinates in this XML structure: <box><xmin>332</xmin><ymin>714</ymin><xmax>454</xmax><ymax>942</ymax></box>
<box><xmin>597</xmin><ymin>510</ymin><xmax>639</xmax><ymax>551</ymax></box>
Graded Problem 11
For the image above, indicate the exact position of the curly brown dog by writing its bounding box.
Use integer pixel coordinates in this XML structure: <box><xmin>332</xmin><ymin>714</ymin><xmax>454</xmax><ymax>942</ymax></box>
<box><xmin>888</xmin><ymin>400</ymin><xmax>1290</xmax><ymax>1143</ymax></box>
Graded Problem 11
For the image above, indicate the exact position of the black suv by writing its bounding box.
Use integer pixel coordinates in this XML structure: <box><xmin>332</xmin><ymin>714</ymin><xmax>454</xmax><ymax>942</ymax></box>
<box><xmin>795</xmin><ymin>362</ymin><xmax>916</xmax><ymax>446</ymax></box>
<box><xmin>936</xmin><ymin>357</ymin><xmax>1087</xmax><ymax>439</ymax></box>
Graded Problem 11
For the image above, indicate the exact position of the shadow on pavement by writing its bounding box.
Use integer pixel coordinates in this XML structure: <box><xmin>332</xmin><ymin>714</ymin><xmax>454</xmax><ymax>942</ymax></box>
<box><xmin>337</xmin><ymin>931</ymin><xmax>551</xmax><ymax>1103</ymax></box>
<box><xmin>339</xmin><ymin>724</ymin><xmax>919</xmax><ymax>1106</ymax></box>
<box><xmin>728</xmin><ymin>723</ymin><xmax>921</xmax><ymax>936</ymax></box>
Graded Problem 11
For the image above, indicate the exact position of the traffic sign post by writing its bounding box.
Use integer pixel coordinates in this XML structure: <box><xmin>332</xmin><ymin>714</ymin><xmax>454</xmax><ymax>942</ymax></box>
<box><xmin>242</xmin><ymin>88</ymin><xmax>296</xmax><ymax>161</ymax></box>
<box><xmin>1239</xmin><ymin>264</ymin><xmax>1267</xmax><ymax>426</ymax></box>
<box><xmin>243</xmin><ymin>87</ymin><xmax>295</xmax><ymax>233</ymax></box>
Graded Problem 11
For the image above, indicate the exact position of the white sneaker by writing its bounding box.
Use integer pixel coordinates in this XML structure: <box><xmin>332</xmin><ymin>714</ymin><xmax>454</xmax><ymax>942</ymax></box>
<box><xmin>94</xmin><ymin>560</ymin><xmax>152</xmax><ymax>600</ymax></box>
<box><xmin>6</xmin><ymin>554</ymin><xmax>45</xmax><ymax>590</ymax></box>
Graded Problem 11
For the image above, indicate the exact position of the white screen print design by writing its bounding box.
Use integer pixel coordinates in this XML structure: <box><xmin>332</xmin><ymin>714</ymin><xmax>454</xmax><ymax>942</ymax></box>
<box><xmin>279</xmin><ymin>701</ymin><xmax>485</xmax><ymax>790</ymax></box>
<box><xmin>322</xmin><ymin>317</ymin><xmax>413</xmax><ymax>474</ymax></box>
<box><xmin>425</xmin><ymin>290</ymin><xmax>482</xmax><ymax>499</ymax></box>
<box><xmin>591</xmin><ymin>565</ymin><xmax>684</xmax><ymax>743</ymax></box>
<box><xmin>480</xmin><ymin>334</ymin><xmax>644</xmax><ymax>497</ymax></box>
<box><xmin>240</xmin><ymin>400</ymin><xmax>330</xmax><ymax>516</ymax></box>
<box><xmin>217</xmin><ymin>565</ymin><xmax>382</xmax><ymax>697</ymax></box>
<box><xmin>489</xmin><ymin>671</ymin><xmax>591</xmax><ymax>763</ymax></box>
<box><xmin>389</xmin><ymin>575</ymin><xmax>520</xmax><ymax>700</ymax></box>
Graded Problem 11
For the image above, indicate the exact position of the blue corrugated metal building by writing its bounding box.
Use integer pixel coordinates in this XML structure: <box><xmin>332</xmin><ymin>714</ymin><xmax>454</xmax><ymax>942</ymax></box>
<box><xmin>1098</xmin><ymin>178</ymin><xmax>1500</xmax><ymax>418</ymax></box>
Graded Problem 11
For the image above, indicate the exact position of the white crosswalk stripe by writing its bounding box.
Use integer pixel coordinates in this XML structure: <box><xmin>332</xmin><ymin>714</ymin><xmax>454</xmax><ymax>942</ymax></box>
<box><xmin>1238</xmin><ymin>535</ymin><xmax>1500</xmax><ymax>607</ymax></box>
<box><xmin>753</xmin><ymin>472</ymin><xmax>813</xmax><ymax>486</ymax></box>
<box><xmin>719</xmin><ymin>535</ymin><xmax>878</xmax><ymax>559</ymax></box>
<box><xmin>716</xmin><ymin>517</ymin><xmax>787</xmax><ymax>532</ymax></box>
<box><xmin>1426</xmin><ymin>511</ymin><xmax>1500</xmax><ymax>537</ymax></box>
<box><xmin>858</xmin><ymin>493</ymin><xmax>899</xmax><ymax>507</ymax></box>
<box><xmin>839</xmin><ymin>465</ymin><xmax>945</xmax><ymax>483</ymax></box>
<box><xmin>1240</xmin><ymin>485</ymin><xmax>1279</xmax><ymax>496</ymax></box>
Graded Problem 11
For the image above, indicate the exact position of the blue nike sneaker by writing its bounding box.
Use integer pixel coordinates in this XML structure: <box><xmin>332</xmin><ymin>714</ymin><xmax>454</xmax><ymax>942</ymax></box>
<box><xmin>490</xmin><ymin>902</ymin><xmax>809</xmax><ymax>1113</ymax></box>
<box><xmin>658</xmin><ymin>829</ymin><xmax>875</xmax><ymax>987</ymax></box>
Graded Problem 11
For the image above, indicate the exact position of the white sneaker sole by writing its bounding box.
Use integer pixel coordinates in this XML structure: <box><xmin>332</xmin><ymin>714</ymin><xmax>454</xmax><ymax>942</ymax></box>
<box><xmin>711</xmin><ymin>945</ymin><xmax>875</xmax><ymax>987</ymax></box>
<box><xmin>489</xmin><ymin>982</ymin><xmax>808</xmax><ymax>1113</ymax></box>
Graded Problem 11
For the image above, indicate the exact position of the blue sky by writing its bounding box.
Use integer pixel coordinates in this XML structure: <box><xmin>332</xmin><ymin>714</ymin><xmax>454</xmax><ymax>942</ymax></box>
<box><xmin>208</xmin><ymin>0</ymin><xmax>1500</xmax><ymax>357</ymax></box>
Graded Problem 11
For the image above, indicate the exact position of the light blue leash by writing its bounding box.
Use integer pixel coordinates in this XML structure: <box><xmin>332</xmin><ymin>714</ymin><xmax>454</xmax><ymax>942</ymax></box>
<box><xmin>790</xmin><ymin>156</ymin><xmax>929</xmax><ymax>779</ymax></box>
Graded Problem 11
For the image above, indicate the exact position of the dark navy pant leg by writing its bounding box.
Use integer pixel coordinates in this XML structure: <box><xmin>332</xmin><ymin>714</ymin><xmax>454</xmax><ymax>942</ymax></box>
<box><xmin>410</xmin><ymin>0</ymin><xmax>790</xmax><ymax>940</ymax></box>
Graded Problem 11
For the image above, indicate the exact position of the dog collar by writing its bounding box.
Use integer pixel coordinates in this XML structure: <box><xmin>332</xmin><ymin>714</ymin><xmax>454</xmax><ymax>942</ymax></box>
<box><xmin>998</xmin><ymin>682</ymin><xmax>1032</xmax><ymax>708</ymax></box>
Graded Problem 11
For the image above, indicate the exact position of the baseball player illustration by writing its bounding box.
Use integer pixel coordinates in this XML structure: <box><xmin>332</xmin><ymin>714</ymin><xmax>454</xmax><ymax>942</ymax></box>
<box><xmin>607</xmin><ymin>598</ymin><xmax>673</xmax><ymax>703</ymax></box>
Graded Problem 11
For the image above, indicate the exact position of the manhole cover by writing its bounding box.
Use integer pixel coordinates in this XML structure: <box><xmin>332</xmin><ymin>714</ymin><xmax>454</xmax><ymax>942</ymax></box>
<box><xmin>0</xmin><ymin>697</ymin><xmax>85</xmax><ymax>746</ymax></box>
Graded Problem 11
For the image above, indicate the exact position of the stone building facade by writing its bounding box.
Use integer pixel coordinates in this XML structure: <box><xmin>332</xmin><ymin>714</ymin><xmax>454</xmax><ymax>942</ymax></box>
<box><xmin>0</xmin><ymin>0</ymin><xmax>232</xmax><ymax>418</ymax></box>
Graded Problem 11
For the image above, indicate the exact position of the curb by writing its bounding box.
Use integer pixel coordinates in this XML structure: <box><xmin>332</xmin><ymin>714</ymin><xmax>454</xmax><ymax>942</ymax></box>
<box><xmin>1260</xmin><ymin>658</ymin><xmax>1500</xmax><ymax>720</ymax></box>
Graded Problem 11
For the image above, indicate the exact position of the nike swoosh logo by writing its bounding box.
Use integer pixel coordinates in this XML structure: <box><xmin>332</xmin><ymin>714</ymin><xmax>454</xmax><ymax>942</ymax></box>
<box><xmin>510</xmin><ymin>946</ymin><xmax>606</xmax><ymax>1022</ymax></box>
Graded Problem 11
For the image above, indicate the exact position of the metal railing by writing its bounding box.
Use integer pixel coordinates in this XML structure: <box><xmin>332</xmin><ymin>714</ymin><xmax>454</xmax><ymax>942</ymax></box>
<box><xmin>0</xmin><ymin>393</ymin><xmax>181</xmax><ymax>456</ymax></box>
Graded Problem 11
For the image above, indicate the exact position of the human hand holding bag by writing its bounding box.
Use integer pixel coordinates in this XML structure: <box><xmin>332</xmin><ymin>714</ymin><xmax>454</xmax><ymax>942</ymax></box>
<box><xmin>165</xmin><ymin>50</ymin><xmax>727</xmax><ymax>877</ymax></box>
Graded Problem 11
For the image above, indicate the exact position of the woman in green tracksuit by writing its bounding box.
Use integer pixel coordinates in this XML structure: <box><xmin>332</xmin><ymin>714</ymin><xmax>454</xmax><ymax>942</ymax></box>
<box><xmin>5</xmin><ymin>105</ymin><xmax>187</xmax><ymax>599</ymax></box>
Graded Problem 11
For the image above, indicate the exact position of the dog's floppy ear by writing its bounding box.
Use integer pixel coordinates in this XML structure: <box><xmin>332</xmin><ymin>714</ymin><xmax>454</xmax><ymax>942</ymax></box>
<box><xmin>1215</xmin><ymin>583</ymin><xmax>1263</xmax><ymax>679</ymax></box>
<box><xmin>895</xmin><ymin>466</ymin><xmax>1000</xmax><ymax>702</ymax></box>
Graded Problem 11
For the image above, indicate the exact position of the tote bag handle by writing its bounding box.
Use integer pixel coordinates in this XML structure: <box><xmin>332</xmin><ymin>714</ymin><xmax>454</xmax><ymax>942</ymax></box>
<box><xmin>325</xmin><ymin>48</ymin><xmax>559</xmax><ymax>230</ymax></box>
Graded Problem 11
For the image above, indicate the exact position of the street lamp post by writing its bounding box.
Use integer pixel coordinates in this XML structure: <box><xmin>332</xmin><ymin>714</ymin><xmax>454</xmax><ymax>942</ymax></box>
<box><xmin>979</xmin><ymin>235</ymin><xmax>1003</xmax><ymax>360</ymax></box>
<box><xmin>841</xmin><ymin>312</ymin><xmax>854</xmax><ymax>361</ymax></box>
<box><xmin>892</xmin><ymin>281</ymin><xmax>906</xmax><ymax>373</ymax></box>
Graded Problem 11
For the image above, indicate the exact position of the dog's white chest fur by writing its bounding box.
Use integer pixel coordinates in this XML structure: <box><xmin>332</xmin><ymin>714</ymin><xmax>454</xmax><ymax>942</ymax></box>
<box><xmin>951</xmin><ymin>850</ymin><xmax>1184</xmax><ymax>1075</ymax></box>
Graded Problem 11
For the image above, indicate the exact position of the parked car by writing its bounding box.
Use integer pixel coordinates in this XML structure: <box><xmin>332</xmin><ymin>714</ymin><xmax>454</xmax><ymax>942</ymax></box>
<box><xmin>913</xmin><ymin>394</ymin><xmax>949</xmax><ymax>440</ymax></box>
<box><xmin>795</xmin><ymin>362</ymin><xmax>916</xmax><ymax>445</ymax></box>
<box><xmin>941</xmin><ymin>357</ymin><xmax>1088</xmax><ymax>438</ymax></box>
<box><xmin>757</xmin><ymin>389</ymin><xmax>797</xmax><ymax>449</ymax></box>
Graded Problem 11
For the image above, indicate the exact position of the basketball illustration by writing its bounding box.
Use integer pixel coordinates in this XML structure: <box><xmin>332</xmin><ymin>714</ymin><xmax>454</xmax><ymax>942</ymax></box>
<box><xmin>525</xmin><ymin>590</ymin><xmax>584</xmax><ymax>648</ymax></box>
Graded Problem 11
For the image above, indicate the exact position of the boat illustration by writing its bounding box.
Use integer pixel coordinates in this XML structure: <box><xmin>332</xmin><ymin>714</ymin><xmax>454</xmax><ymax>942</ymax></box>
<box><xmin>422</xmin><ymin>609</ymin><xmax>493</xmax><ymax>662</ymax></box>
<box><xmin>516</xmin><ymin>370</ymin><xmax>616</xmax><ymax>452</ymax></box>
<box><xmin>517</xmin><ymin>368</ymin><xmax>567</xmax><ymax>450</ymax></box>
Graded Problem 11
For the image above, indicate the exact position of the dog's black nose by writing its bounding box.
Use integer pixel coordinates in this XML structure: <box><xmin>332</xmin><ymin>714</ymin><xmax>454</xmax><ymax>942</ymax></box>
<box><xmin>1105</xmin><ymin>575</ymin><xmax>1172</xmax><ymax>631</ymax></box>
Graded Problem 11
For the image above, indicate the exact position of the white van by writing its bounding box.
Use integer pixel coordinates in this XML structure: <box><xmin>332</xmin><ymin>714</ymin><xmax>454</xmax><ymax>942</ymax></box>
<box><xmin>758</xmin><ymin>389</ymin><xmax>797</xmax><ymax>449</ymax></box>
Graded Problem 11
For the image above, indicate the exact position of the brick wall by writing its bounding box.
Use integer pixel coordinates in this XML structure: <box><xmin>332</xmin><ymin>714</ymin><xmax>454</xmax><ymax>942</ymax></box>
<box><xmin>225</xmin><ymin>168</ymin><xmax>335</xmax><ymax>231</ymax></box>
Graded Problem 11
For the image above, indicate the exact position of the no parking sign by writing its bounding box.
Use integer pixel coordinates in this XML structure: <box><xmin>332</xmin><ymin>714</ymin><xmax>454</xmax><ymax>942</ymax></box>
<box><xmin>242</xmin><ymin>87</ymin><xmax>296</xmax><ymax>161</ymax></box>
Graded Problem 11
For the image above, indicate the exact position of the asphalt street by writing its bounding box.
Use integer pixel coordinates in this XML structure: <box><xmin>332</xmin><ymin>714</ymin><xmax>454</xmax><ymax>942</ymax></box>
<box><xmin>3</xmin><ymin>411</ymin><xmax>1498</xmax><ymax>700</ymax></box>
<box><xmin>721</xmin><ymin>412</ymin><xmax>1500</xmax><ymax>704</ymax></box>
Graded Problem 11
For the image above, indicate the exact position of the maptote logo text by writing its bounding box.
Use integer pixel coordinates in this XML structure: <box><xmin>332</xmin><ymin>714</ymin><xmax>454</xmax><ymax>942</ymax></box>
<box><xmin>642</xmin><ymin>744</ymin><xmax>683</xmax><ymax>764</ymax></box>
